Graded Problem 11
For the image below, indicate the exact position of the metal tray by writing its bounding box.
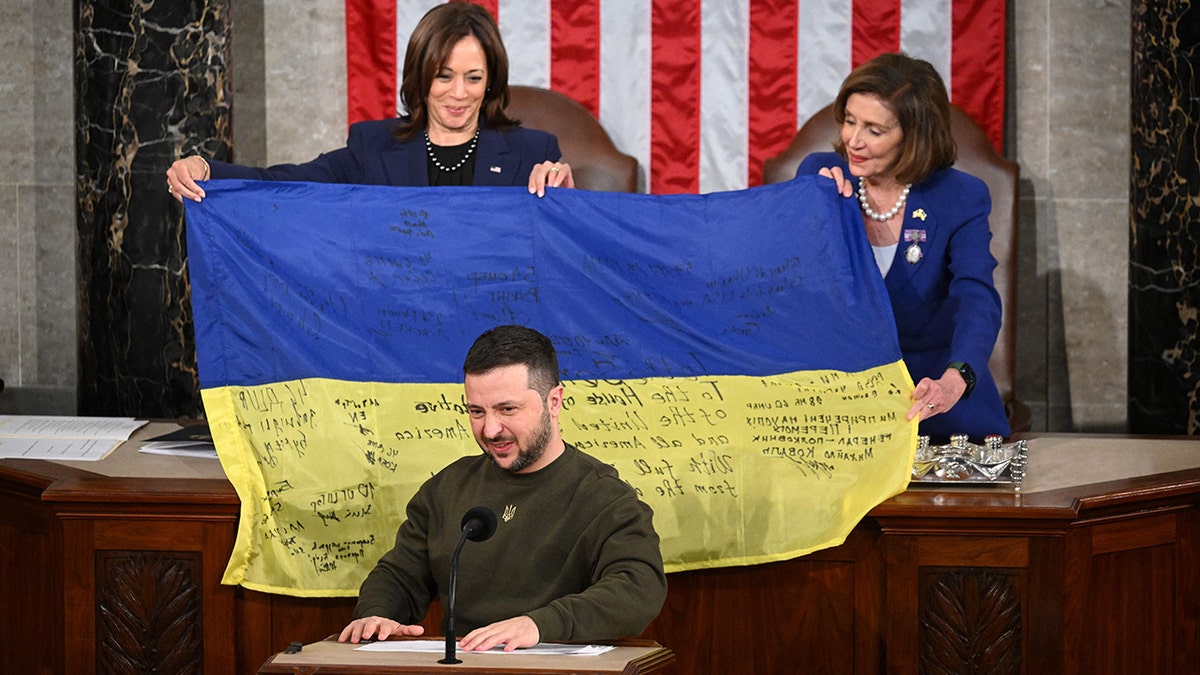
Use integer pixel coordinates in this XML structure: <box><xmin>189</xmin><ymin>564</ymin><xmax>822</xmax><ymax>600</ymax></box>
<box><xmin>911</xmin><ymin>435</ymin><xmax>1028</xmax><ymax>489</ymax></box>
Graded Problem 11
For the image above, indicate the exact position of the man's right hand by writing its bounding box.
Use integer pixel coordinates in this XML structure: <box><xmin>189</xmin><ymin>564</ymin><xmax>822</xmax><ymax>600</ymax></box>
<box><xmin>337</xmin><ymin>616</ymin><xmax>425</xmax><ymax>643</ymax></box>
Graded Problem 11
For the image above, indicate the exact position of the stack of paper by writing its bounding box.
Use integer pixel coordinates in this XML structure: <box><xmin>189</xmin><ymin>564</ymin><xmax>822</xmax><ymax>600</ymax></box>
<box><xmin>355</xmin><ymin>640</ymin><xmax>616</xmax><ymax>656</ymax></box>
<box><xmin>0</xmin><ymin>415</ymin><xmax>146</xmax><ymax>461</ymax></box>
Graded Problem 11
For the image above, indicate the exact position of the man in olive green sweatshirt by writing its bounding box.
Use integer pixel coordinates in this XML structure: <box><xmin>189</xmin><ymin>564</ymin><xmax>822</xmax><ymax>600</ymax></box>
<box><xmin>339</xmin><ymin>325</ymin><xmax>667</xmax><ymax>652</ymax></box>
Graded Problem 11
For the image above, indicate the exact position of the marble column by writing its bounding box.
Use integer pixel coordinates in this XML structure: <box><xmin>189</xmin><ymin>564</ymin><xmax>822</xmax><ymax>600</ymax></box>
<box><xmin>1129</xmin><ymin>1</ymin><xmax>1200</xmax><ymax>434</ymax></box>
<box><xmin>76</xmin><ymin>0</ymin><xmax>230</xmax><ymax>417</ymax></box>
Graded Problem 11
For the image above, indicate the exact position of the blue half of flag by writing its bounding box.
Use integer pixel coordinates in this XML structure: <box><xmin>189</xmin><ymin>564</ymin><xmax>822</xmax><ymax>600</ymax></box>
<box><xmin>185</xmin><ymin>178</ymin><xmax>899</xmax><ymax>388</ymax></box>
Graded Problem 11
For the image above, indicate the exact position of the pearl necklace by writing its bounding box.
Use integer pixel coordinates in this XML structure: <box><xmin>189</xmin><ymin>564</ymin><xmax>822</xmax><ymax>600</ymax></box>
<box><xmin>425</xmin><ymin>129</ymin><xmax>479</xmax><ymax>172</ymax></box>
<box><xmin>858</xmin><ymin>179</ymin><xmax>912</xmax><ymax>222</ymax></box>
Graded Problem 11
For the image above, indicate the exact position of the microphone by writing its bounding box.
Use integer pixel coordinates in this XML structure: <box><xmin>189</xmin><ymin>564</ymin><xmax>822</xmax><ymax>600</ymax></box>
<box><xmin>440</xmin><ymin>506</ymin><xmax>497</xmax><ymax>664</ymax></box>
<box><xmin>461</xmin><ymin>506</ymin><xmax>498</xmax><ymax>543</ymax></box>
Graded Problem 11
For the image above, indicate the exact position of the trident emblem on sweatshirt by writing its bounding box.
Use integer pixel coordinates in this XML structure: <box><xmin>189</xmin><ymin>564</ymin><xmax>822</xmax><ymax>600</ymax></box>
<box><xmin>502</xmin><ymin>504</ymin><xmax>516</xmax><ymax>522</ymax></box>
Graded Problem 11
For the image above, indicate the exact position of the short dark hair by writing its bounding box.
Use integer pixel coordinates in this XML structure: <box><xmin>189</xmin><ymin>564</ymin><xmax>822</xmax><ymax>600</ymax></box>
<box><xmin>392</xmin><ymin>2</ymin><xmax>518</xmax><ymax>142</ymax></box>
<box><xmin>463</xmin><ymin>325</ymin><xmax>561</xmax><ymax>397</ymax></box>
<box><xmin>832</xmin><ymin>52</ymin><xmax>956</xmax><ymax>184</ymax></box>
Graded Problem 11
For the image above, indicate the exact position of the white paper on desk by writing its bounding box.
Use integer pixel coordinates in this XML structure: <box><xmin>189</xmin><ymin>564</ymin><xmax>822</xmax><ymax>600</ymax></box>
<box><xmin>0</xmin><ymin>437</ymin><xmax>122</xmax><ymax>461</ymax></box>
<box><xmin>355</xmin><ymin>640</ymin><xmax>614</xmax><ymax>656</ymax></box>
<box><xmin>0</xmin><ymin>415</ymin><xmax>145</xmax><ymax>439</ymax></box>
<box><xmin>0</xmin><ymin>415</ymin><xmax>146</xmax><ymax>461</ymax></box>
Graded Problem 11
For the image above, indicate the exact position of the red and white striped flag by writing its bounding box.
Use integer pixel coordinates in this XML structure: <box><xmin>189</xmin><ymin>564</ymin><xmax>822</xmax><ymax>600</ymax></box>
<box><xmin>346</xmin><ymin>0</ymin><xmax>1006</xmax><ymax>194</ymax></box>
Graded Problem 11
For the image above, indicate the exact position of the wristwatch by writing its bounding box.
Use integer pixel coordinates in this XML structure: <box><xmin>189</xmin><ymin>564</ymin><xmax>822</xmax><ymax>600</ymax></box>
<box><xmin>946</xmin><ymin>361</ymin><xmax>976</xmax><ymax>398</ymax></box>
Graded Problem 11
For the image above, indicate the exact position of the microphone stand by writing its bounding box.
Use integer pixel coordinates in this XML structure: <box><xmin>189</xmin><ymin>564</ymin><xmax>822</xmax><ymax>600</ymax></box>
<box><xmin>439</xmin><ymin>530</ymin><xmax>470</xmax><ymax>664</ymax></box>
<box><xmin>439</xmin><ymin>506</ymin><xmax>495</xmax><ymax>665</ymax></box>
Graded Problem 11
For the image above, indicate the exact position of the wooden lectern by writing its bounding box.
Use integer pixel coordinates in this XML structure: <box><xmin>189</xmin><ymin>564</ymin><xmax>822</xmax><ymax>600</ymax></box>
<box><xmin>257</xmin><ymin>637</ymin><xmax>675</xmax><ymax>674</ymax></box>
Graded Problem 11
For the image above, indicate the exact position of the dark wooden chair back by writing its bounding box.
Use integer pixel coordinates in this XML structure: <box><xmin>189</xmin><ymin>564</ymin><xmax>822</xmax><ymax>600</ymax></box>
<box><xmin>505</xmin><ymin>86</ymin><xmax>639</xmax><ymax>192</ymax></box>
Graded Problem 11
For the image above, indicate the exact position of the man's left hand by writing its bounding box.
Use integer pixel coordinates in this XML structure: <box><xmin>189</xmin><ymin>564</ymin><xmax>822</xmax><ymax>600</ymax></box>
<box><xmin>458</xmin><ymin>615</ymin><xmax>540</xmax><ymax>652</ymax></box>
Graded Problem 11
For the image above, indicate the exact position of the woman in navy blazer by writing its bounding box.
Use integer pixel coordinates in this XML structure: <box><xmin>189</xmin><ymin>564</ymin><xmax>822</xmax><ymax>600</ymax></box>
<box><xmin>166</xmin><ymin>2</ymin><xmax>571</xmax><ymax>201</ymax></box>
<box><xmin>796</xmin><ymin>53</ymin><xmax>1009</xmax><ymax>441</ymax></box>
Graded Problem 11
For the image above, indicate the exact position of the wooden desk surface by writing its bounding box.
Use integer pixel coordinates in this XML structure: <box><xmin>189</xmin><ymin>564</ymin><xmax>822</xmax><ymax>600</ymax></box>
<box><xmin>872</xmin><ymin>432</ymin><xmax>1200</xmax><ymax>519</ymax></box>
<box><xmin>9</xmin><ymin>429</ymin><xmax>1197</xmax><ymax>524</ymax></box>
<box><xmin>41</xmin><ymin>420</ymin><xmax>229</xmax><ymax>480</ymax></box>
<box><xmin>21</xmin><ymin>426</ymin><xmax>1200</xmax><ymax>496</ymax></box>
<box><xmin>258</xmin><ymin>638</ymin><xmax>674</xmax><ymax>674</ymax></box>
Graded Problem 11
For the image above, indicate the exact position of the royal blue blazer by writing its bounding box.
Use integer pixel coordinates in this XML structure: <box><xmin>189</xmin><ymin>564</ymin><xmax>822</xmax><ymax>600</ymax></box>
<box><xmin>208</xmin><ymin>119</ymin><xmax>562</xmax><ymax>187</ymax></box>
<box><xmin>798</xmin><ymin>152</ymin><xmax>1010</xmax><ymax>439</ymax></box>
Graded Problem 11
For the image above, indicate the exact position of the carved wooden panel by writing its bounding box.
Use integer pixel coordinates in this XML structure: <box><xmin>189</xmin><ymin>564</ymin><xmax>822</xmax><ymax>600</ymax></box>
<box><xmin>95</xmin><ymin>550</ymin><xmax>203</xmax><ymax>675</ymax></box>
<box><xmin>918</xmin><ymin>568</ymin><xmax>1021</xmax><ymax>675</ymax></box>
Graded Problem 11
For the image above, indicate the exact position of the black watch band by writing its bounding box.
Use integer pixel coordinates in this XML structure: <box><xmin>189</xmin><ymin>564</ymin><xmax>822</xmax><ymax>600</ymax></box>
<box><xmin>947</xmin><ymin>361</ymin><xmax>976</xmax><ymax>398</ymax></box>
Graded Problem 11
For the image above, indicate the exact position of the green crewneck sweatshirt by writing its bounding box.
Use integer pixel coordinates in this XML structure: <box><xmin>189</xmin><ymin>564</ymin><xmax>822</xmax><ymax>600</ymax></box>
<box><xmin>353</xmin><ymin>443</ymin><xmax>667</xmax><ymax>641</ymax></box>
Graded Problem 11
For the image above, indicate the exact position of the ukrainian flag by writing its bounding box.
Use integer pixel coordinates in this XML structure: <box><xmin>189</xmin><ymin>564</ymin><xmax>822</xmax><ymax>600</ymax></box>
<box><xmin>187</xmin><ymin>178</ymin><xmax>915</xmax><ymax>596</ymax></box>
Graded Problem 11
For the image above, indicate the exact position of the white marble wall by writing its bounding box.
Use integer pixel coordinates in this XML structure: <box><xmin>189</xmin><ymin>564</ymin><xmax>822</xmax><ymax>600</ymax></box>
<box><xmin>0</xmin><ymin>0</ymin><xmax>75</xmax><ymax>414</ymax></box>
<box><xmin>1012</xmin><ymin>0</ymin><xmax>1131</xmax><ymax>432</ymax></box>
<box><xmin>232</xmin><ymin>0</ymin><xmax>346</xmax><ymax>166</ymax></box>
<box><xmin>1</xmin><ymin>0</ymin><xmax>1134</xmax><ymax>432</ymax></box>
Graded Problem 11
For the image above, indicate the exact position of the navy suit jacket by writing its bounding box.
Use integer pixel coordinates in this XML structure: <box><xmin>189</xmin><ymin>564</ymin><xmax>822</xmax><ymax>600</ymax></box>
<box><xmin>798</xmin><ymin>152</ymin><xmax>1010</xmax><ymax>439</ymax></box>
<box><xmin>208</xmin><ymin>119</ymin><xmax>562</xmax><ymax>187</ymax></box>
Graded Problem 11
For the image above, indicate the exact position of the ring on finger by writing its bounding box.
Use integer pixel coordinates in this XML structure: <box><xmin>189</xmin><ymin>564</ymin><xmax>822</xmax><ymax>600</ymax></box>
<box><xmin>926</xmin><ymin>402</ymin><xmax>935</xmax><ymax>410</ymax></box>
<box><xmin>549</xmin><ymin>166</ymin><xmax>561</xmax><ymax>173</ymax></box>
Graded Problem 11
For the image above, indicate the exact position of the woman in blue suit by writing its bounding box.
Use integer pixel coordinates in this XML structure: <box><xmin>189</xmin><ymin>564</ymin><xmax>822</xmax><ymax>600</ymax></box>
<box><xmin>796</xmin><ymin>53</ymin><xmax>1009</xmax><ymax>441</ymax></box>
<box><xmin>166</xmin><ymin>2</ymin><xmax>572</xmax><ymax>201</ymax></box>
